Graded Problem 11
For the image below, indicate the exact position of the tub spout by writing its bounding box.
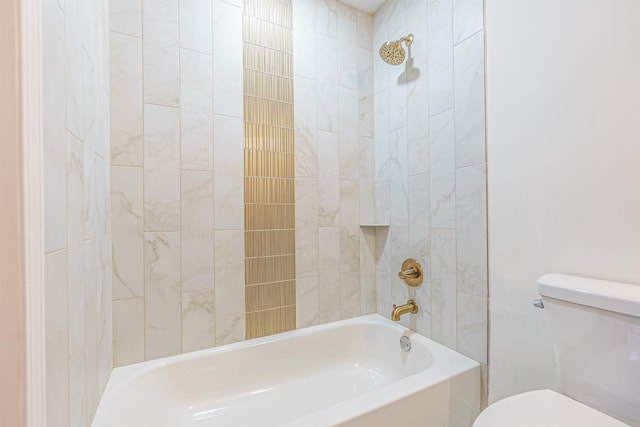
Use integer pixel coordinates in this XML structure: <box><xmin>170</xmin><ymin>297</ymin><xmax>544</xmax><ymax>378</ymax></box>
<box><xmin>391</xmin><ymin>299</ymin><xmax>418</xmax><ymax>321</ymax></box>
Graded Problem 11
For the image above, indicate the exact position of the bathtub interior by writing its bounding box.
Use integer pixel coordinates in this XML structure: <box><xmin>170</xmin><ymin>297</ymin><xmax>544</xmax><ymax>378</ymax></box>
<box><xmin>94</xmin><ymin>315</ymin><xmax>479</xmax><ymax>427</ymax></box>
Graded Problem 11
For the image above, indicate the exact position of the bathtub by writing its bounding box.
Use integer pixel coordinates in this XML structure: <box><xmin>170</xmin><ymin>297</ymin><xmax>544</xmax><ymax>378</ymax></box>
<box><xmin>93</xmin><ymin>314</ymin><xmax>481</xmax><ymax>427</ymax></box>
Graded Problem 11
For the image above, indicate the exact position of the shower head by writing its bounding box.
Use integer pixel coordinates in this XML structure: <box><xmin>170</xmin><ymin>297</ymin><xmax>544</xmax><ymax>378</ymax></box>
<box><xmin>379</xmin><ymin>34</ymin><xmax>414</xmax><ymax>65</ymax></box>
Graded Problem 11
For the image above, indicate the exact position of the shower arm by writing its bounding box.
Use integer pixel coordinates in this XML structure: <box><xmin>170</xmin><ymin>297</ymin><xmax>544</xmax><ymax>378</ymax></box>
<box><xmin>400</xmin><ymin>34</ymin><xmax>414</xmax><ymax>47</ymax></box>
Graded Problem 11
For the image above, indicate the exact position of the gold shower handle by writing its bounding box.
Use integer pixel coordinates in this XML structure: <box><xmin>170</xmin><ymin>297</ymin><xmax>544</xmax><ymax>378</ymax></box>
<box><xmin>397</xmin><ymin>258</ymin><xmax>423</xmax><ymax>287</ymax></box>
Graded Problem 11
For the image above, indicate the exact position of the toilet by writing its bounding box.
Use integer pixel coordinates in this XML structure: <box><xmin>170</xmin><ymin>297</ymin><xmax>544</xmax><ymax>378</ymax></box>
<box><xmin>474</xmin><ymin>274</ymin><xmax>640</xmax><ymax>427</ymax></box>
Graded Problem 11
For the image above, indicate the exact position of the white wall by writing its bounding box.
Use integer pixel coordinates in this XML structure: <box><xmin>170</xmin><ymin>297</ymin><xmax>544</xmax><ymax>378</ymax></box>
<box><xmin>486</xmin><ymin>0</ymin><xmax>640</xmax><ymax>402</ymax></box>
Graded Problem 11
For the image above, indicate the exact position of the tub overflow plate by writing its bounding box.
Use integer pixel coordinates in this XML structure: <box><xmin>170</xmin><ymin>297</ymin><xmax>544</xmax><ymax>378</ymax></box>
<box><xmin>400</xmin><ymin>336</ymin><xmax>411</xmax><ymax>352</ymax></box>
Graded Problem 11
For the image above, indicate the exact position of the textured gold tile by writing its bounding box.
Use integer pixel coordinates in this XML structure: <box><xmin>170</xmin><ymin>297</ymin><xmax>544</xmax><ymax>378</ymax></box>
<box><xmin>244</xmin><ymin>0</ymin><xmax>295</xmax><ymax>339</ymax></box>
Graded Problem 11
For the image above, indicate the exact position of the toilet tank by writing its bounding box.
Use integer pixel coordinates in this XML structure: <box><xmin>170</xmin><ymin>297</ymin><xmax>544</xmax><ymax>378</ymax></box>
<box><xmin>538</xmin><ymin>274</ymin><xmax>640</xmax><ymax>426</ymax></box>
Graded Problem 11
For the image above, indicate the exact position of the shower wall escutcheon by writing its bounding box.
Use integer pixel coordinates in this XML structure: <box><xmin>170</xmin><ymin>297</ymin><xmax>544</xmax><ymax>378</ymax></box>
<box><xmin>379</xmin><ymin>34</ymin><xmax>414</xmax><ymax>65</ymax></box>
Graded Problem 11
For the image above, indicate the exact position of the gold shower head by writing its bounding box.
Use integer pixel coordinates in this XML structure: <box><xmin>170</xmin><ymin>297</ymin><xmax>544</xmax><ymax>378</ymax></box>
<box><xmin>379</xmin><ymin>34</ymin><xmax>414</xmax><ymax>65</ymax></box>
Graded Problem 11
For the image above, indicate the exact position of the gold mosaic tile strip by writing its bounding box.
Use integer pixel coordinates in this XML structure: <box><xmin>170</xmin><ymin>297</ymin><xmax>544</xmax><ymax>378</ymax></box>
<box><xmin>245</xmin><ymin>280</ymin><xmax>296</xmax><ymax>312</ymax></box>
<box><xmin>244</xmin><ymin>177</ymin><xmax>295</xmax><ymax>204</ymax></box>
<box><xmin>244</xmin><ymin>0</ymin><xmax>292</xmax><ymax>29</ymax></box>
<box><xmin>243</xmin><ymin>43</ymin><xmax>293</xmax><ymax>77</ymax></box>
<box><xmin>244</xmin><ymin>69</ymin><xmax>293</xmax><ymax>102</ymax></box>
<box><xmin>246</xmin><ymin>306</ymin><xmax>296</xmax><ymax>340</ymax></box>
<box><xmin>245</xmin><ymin>255</ymin><xmax>295</xmax><ymax>286</ymax></box>
<box><xmin>244</xmin><ymin>0</ymin><xmax>295</xmax><ymax>339</ymax></box>
<box><xmin>245</xmin><ymin>204</ymin><xmax>294</xmax><ymax>231</ymax></box>
<box><xmin>244</xmin><ymin>150</ymin><xmax>294</xmax><ymax>178</ymax></box>
<box><xmin>245</xmin><ymin>230</ymin><xmax>295</xmax><ymax>258</ymax></box>
<box><xmin>243</xmin><ymin>96</ymin><xmax>294</xmax><ymax>127</ymax></box>
<box><xmin>243</xmin><ymin>16</ymin><xmax>293</xmax><ymax>53</ymax></box>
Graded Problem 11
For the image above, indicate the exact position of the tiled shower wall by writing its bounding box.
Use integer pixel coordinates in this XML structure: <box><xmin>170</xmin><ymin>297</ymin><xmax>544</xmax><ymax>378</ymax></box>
<box><xmin>292</xmin><ymin>0</ymin><xmax>378</xmax><ymax>328</ymax></box>
<box><xmin>42</xmin><ymin>0</ymin><xmax>112</xmax><ymax>424</ymax></box>
<box><xmin>110</xmin><ymin>0</ymin><xmax>246</xmax><ymax>365</ymax></box>
<box><xmin>110</xmin><ymin>0</ymin><xmax>377</xmax><ymax>365</ymax></box>
<box><xmin>373</xmin><ymin>0</ymin><xmax>488</xmax><ymax>365</ymax></box>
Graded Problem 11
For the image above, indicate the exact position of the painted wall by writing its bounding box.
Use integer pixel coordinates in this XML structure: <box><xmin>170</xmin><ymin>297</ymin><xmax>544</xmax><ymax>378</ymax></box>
<box><xmin>486</xmin><ymin>0</ymin><xmax>640</xmax><ymax>402</ymax></box>
<box><xmin>373</xmin><ymin>0</ymin><xmax>488</xmax><ymax>367</ymax></box>
<box><xmin>42</xmin><ymin>0</ymin><xmax>112</xmax><ymax>425</ymax></box>
<box><xmin>0</xmin><ymin>0</ymin><xmax>26</xmax><ymax>425</ymax></box>
<box><xmin>293</xmin><ymin>0</ymin><xmax>377</xmax><ymax>328</ymax></box>
<box><xmin>111</xmin><ymin>0</ymin><xmax>377</xmax><ymax>365</ymax></box>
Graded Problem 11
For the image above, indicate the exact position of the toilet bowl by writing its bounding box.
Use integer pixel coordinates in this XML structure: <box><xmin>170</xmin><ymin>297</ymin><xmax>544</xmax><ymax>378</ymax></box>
<box><xmin>473</xmin><ymin>389</ymin><xmax>628</xmax><ymax>427</ymax></box>
<box><xmin>474</xmin><ymin>274</ymin><xmax>640</xmax><ymax>427</ymax></box>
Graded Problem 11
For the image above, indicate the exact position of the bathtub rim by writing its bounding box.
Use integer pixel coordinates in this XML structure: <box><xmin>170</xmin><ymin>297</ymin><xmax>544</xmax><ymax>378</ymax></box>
<box><xmin>95</xmin><ymin>314</ymin><xmax>481</xmax><ymax>426</ymax></box>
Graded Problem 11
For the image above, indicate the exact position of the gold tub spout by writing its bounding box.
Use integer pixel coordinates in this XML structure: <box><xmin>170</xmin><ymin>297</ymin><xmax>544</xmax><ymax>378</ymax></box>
<box><xmin>391</xmin><ymin>299</ymin><xmax>419</xmax><ymax>321</ymax></box>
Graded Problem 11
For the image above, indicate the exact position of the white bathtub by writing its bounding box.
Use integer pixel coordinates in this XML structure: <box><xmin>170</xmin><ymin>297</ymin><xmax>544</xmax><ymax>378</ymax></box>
<box><xmin>93</xmin><ymin>314</ymin><xmax>481</xmax><ymax>427</ymax></box>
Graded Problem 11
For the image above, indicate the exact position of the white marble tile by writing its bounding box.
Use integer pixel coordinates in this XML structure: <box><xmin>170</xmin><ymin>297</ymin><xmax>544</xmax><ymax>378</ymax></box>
<box><xmin>113</xmin><ymin>297</ymin><xmax>145</xmax><ymax>366</ymax></box>
<box><xmin>408</xmin><ymin>173</ymin><xmax>430</xmax><ymax>275</ymax></box>
<box><xmin>66</xmin><ymin>0</ymin><xmax>83</xmax><ymax>138</ymax></box>
<box><xmin>316</xmin><ymin>0</ymin><xmax>337</xmax><ymax>38</ymax></box>
<box><xmin>386</xmin><ymin>0</ymin><xmax>406</xmax><ymax>37</ymax></box>
<box><xmin>375</xmin><ymin>180</ymin><xmax>390</xmax><ymax>225</ymax></box>
<box><xmin>66</xmin><ymin>133</ymin><xmax>87</xmax><ymax>427</ymax></box>
<box><xmin>143</xmin><ymin>0</ymin><xmax>180</xmax><ymax>107</ymax></box>
<box><xmin>375</xmin><ymin>225</ymin><xmax>390</xmax><ymax>273</ymax></box>
<box><xmin>181</xmin><ymin>109</ymin><xmax>214</xmax><ymax>171</ymax></box>
<box><xmin>319</xmin><ymin>270</ymin><xmax>341</xmax><ymax>323</ymax></box>
<box><xmin>375</xmin><ymin>269</ymin><xmax>391</xmax><ymax>317</ymax></box>
<box><xmin>339</xmin><ymin>88</ymin><xmax>359</xmax><ymax>180</ymax></box>
<box><xmin>181</xmin><ymin>170</ymin><xmax>214</xmax><ymax>291</ymax></box>
<box><xmin>84</xmin><ymin>150</ymin><xmax>97</xmax><ymax>241</ymax></box>
<box><xmin>359</xmin><ymin>137</ymin><xmax>376</xmax><ymax>224</ymax></box>
<box><xmin>390</xmin><ymin>127</ymin><xmax>408</xmax><ymax>226</ymax></box>
<box><xmin>341</xmin><ymin>271</ymin><xmax>361</xmax><ymax>319</ymax></box>
<box><xmin>212</xmin><ymin>0</ymin><xmax>242</xmax><ymax>117</ymax></box>
<box><xmin>97</xmin><ymin>233</ymin><xmax>112</xmax><ymax>397</ymax></box>
<box><xmin>111</xmin><ymin>166</ymin><xmax>144</xmax><ymax>299</ymax></box>
<box><xmin>454</xmin><ymin>31</ymin><xmax>486</xmax><ymax>167</ymax></box>
<box><xmin>43</xmin><ymin>0</ymin><xmax>66</xmax><ymax>253</ymax></box>
<box><xmin>427</xmin><ymin>0</ymin><xmax>454</xmax><ymax>116</ymax></box>
<box><xmin>179</xmin><ymin>0</ymin><xmax>212</xmax><ymax>53</ymax></box>
<box><xmin>144</xmin><ymin>104</ymin><xmax>180</xmax><ymax>231</ymax></box>
<box><xmin>430</xmin><ymin>229</ymin><xmax>457</xmax><ymax>350</ymax></box>
<box><xmin>318</xmin><ymin>131</ymin><xmax>340</xmax><ymax>227</ymax></box>
<box><xmin>319</xmin><ymin>227</ymin><xmax>340</xmax><ymax>272</ymax></box>
<box><xmin>110</xmin><ymin>32</ymin><xmax>143</xmax><ymax>166</ymax></box>
<box><xmin>337</xmin><ymin>2</ymin><xmax>358</xmax><ymax>90</ymax></box>
<box><xmin>180</xmin><ymin>49</ymin><xmax>213</xmax><ymax>112</ymax></box>
<box><xmin>457</xmin><ymin>292</ymin><xmax>487</xmax><ymax>364</ymax></box>
<box><xmin>456</xmin><ymin>164</ymin><xmax>488</xmax><ymax>296</ymax></box>
<box><xmin>357</xmin><ymin>47</ymin><xmax>374</xmax><ymax>138</ymax></box>
<box><xmin>294</xmin><ymin>77</ymin><xmax>318</xmax><ymax>177</ymax></box>
<box><xmin>373</xmin><ymin>41</ymin><xmax>389</xmax><ymax>94</ymax></box>
<box><xmin>372</xmin><ymin>2</ymin><xmax>388</xmax><ymax>49</ymax></box>
<box><xmin>94</xmin><ymin>155</ymin><xmax>108</xmax><ymax>239</ymax></box>
<box><xmin>45</xmin><ymin>250</ymin><xmax>70</xmax><ymax>427</ymax></box>
<box><xmin>430</xmin><ymin>109</ymin><xmax>456</xmax><ymax>228</ymax></box>
<box><xmin>182</xmin><ymin>290</ymin><xmax>215</xmax><ymax>352</ymax></box>
<box><xmin>406</xmin><ymin>0</ymin><xmax>428</xmax><ymax>67</ymax></box>
<box><xmin>389</xmin><ymin>226</ymin><xmax>410</xmax><ymax>288</ymax></box>
<box><xmin>453</xmin><ymin>0</ymin><xmax>483</xmax><ymax>45</ymax></box>
<box><xmin>340</xmin><ymin>180</ymin><xmax>360</xmax><ymax>273</ymax></box>
<box><xmin>110</xmin><ymin>0</ymin><xmax>142</xmax><ymax>36</ymax></box>
<box><xmin>359</xmin><ymin>227</ymin><xmax>377</xmax><ymax>314</ymax></box>
<box><xmin>145</xmin><ymin>231</ymin><xmax>182</xmax><ymax>359</ymax></box>
<box><xmin>388</xmin><ymin>65</ymin><xmax>407</xmax><ymax>132</ymax></box>
<box><xmin>316</xmin><ymin>34</ymin><xmax>339</xmax><ymax>132</ymax></box>
<box><xmin>82</xmin><ymin>51</ymin><xmax>98</xmax><ymax>158</ymax></box>
<box><xmin>357</xmin><ymin>10</ymin><xmax>373</xmax><ymax>50</ymax></box>
<box><xmin>84</xmin><ymin>236</ymin><xmax>99</xmax><ymax>418</ymax></box>
<box><xmin>213</xmin><ymin>114</ymin><xmax>244</xmax><ymax>230</ymax></box>
<box><xmin>414</xmin><ymin>282</ymin><xmax>431</xmax><ymax>337</ymax></box>
<box><xmin>214</xmin><ymin>230</ymin><xmax>246</xmax><ymax>345</ymax></box>
<box><xmin>407</xmin><ymin>65</ymin><xmax>429</xmax><ymax>175</ymax></box>
<box><xmin>296</xmin><ymin>276</ymin><xmax>319</xmax><ymax>328</ymax></box>
<box><xmin>374</xmin><ymin>88</ymin><xmax>390</xmax><ymax>181</ymax></box>
<box><xmin>295</xmin><ymin>178</ymin><xmax>319</xmax><ymax>278</ymax></box>
<box><xmin>292</xmin><ymin>0</ymin><xmax>317</xmax><ymax>79</ymax></box>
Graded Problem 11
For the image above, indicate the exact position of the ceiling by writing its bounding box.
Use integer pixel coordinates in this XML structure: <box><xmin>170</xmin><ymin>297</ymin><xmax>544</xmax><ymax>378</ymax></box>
<box><xmin>339</xmin><ymin>0</ymin><xmax>385</xmax><ymax>14</ymax></box>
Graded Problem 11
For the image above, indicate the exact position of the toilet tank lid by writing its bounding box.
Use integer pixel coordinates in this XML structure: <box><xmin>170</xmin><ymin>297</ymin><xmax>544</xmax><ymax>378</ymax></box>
<box><xmin>537</xmin><ymin>274</ymin><xmax>640</xmax><ymax>317</ymax></box>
